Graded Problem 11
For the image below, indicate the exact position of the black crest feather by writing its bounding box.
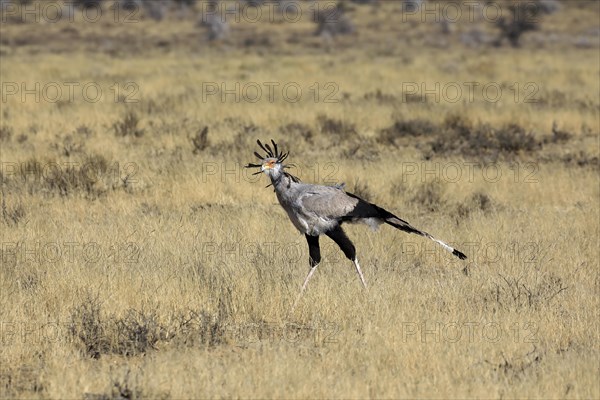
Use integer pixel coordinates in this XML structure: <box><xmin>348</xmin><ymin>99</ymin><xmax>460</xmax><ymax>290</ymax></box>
<box><xmin>245</xmin><ymin>139</ymin><xmax>301</xmax><ymax>183</ymax></box>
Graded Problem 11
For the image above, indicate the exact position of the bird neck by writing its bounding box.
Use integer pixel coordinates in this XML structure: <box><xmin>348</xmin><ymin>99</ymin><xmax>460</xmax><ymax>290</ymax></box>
<box><xmin>271</xmin><ymin>171</ymin><xmax>294</xmax><ymax>193</ymax></box>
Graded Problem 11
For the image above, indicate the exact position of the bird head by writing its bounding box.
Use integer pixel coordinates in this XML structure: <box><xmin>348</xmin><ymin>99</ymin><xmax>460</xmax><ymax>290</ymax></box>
<box><xmin>245</xmin><ymin>139</ymin><xmax>296</xmax><ymax>183</ymax></box>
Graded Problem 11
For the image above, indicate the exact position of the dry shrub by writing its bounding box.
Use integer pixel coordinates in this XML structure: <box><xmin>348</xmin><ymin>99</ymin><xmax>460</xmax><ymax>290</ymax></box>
<box><xmin>378</xmin><ymin>118</ymin><xmax>437</xmax><ymax>146</ymax></box>
<box><xmin>74</xmin><ymin>124</ymin><xmax>94</xmax><ymax>138</ymax></box>
<box><xmin>214</xmin><ymin>123</ymin><xmax>266</xmax><ymax>154</ymax></box>
<box><xmin>0</xmin><ymin>125</ymin><xmax>13</xmax><ymax>141</ymax></box>
<box><xmin>72</xmin><ymin>0</ymin><xmax>104</xmax><ymax>9</ymax></box>
<box><xmin>488</xmin><ymin>272</ymin><xmax>568</xmax><ymax>311</ymax></box>
<box><xmin>69</xmin><ymin>292</ymin><xmax>111</xmax><ymax>359</ymax></box>
<box><xmin>243</xmin><ymin>35</ymin><xmax>272</xmax><ymax>48</ymax></box>
<box><xmin>169</xmin><ymin>309</ymin><xmax>229</xmax><ymax>348</ymax></box>
<box><xmin>70</xmin><ymin>293</ymin><xmax>165</xmax><ymax>358</ymax></box>
<box><xmin>429</xmin><ymin>114</ymin><xmax>539</xmax><ymax>160</ymax></box>
<box><xmin>83</xmin><ymin>367</ymin><xmax>151</xmax><ymax>400</ymax></box>
<box><xmin>114</xmin><ymin>309</ymin><xmax>165</xmax><ymax>356</ymax></box>
<box><xmin>57</xmin><ymin>134</ymin><xmax>85</xmax><ymax>157</ymax></box>
<box><xmin>191</xmin><ymin>126</ymin><xmax>209</xmax><ymax>154</ymax></box>
<box><xmin>107</xmin><ymin>369</ymin><xmax>145</xmax><ymax>400</ymax></box>
<box><xmin>317</xmin><ymin>114</ymin><xmax>357</xmax><ymax>138</ymax></box>
<box><xmin>544</xmin><ymin>122</ymin><xmax>573</xmax><ymax>144</ymax></box>
<box><xmin>1</xmin><ymin>200</ymin><xmax>25</xmax><ymax>226</ymax></box>
<box><xmin>314</xmin><ymin>3</ymin><xmax>355</xmax><ymax>37</ymax></box>
<box><xmin>485</xmin><ymin>347</ymin><xmax>544</xmax><ymax>383</ymax></box>
<box><xmin>69</xmin><ymin>293</ymin><xmax>231</xmax><ymax>359</ymax></box>
<box><xmin>342</xmin><ymin>141</ymin><xmax>380</xmax><ymax>161</ymax></box>
<box><xmin>48</xmin><ymin>154</ymin><xmax>109</xmax><ymax>197</ymax></box>
<box><xmin>560</xmin><ymin>151</ymin><xmax>599</xmax><ymax>168</ymax></box>
<box><xmin>455</xmin><ymin>191</ymin><xmax>494</xmax><ymax>219</ymax></box>
<box><xmin>410</xmin><ymin>181</ymin><xmax>447</xmax><ymax>212</ymax></box>
<box><xmin>280</xmin><ymin>122</ymin><xmax>314</xmax><ymax>143</ymax></box>
<box><xmin>199</xmin><ymin>12</ymin><xmax>230</xmax><ymax>41</ymax></box>
<box><xmin>2</xmin><ymin>154</ymin><xmax>125</xmax><ymax>199</ymax></box>
<box><xmin>113</xmin><ymin>112</ymin><xmax>144</xmax><ymax>138</ymax></box>
<box><xmin>443</xmin><ymin>113</ymin><xmax>473</xmax><ymax>136</ymax></box>
<box><xmin>493</xmin><ymin>1</ymin><xmax>544</xmax><ymax>47</ymax></box>
<box><xmin>363</xmin><ymin>90</ymin><xmax>397</xmax><ymax>104</ymax></box>
<box><xmin>0</xmin><ymin>363</ymin><xmax>44</xmax><ymax>398</ymax></box>
<box><xmin>495</xmin><ymin>124</ymin><xmax>538</xmax><ymax>153</ymax></box>
<box><xmin>534</xmin><ymin>89</ymin><xmax>568</xmax><ymax>108</ymax></box>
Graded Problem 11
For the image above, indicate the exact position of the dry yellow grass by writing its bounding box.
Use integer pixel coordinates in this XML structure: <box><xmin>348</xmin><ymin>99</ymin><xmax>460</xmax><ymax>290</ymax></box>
<box><xmin>1</xmin><ymin>1</ymin><xmax>599</xmax><ymax>398</ymax></box>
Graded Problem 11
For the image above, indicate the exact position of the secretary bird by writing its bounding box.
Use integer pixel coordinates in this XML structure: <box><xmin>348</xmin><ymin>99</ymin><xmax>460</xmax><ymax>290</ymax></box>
<box><xmin>245</xmin><ymin>140</ymin><xmax>466</xmax><ymax>308</ymax></box>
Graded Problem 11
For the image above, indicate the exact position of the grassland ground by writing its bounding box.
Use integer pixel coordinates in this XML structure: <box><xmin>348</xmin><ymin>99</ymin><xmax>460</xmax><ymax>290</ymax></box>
<box><xmin>0</xmin><ymin>1</ymin><xmax>599</xmax><ymax>398</ymax></box>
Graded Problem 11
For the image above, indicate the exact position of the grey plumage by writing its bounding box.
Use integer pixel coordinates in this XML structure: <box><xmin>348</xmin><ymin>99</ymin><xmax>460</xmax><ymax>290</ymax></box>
<box><xmin>246</xmin><ymin>140</ymin><xmax>466</xmax><ymax>309</ymax></box>
<box><xmin>278</xmin><ymin>183</ymin><xmax>357</xmax><ymax>236</ymax></box>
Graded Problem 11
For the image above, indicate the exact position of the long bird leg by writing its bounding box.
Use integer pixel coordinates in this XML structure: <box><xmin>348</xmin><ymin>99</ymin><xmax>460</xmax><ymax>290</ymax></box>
<box><xmin>326</xmin><ymin>225</ymin><xmax>367</xmax><ymax>289</ymax></box>
<box><xmin>291</xmin><ymin>235</ymin><xmax>321</xmax><ymax>311</ymax></box>
<box><xmin>352</xmin><ymin>257</ymin><xmax>367</xmax><ymax>289</ymax></box>
<box><xmin>296</xmin><ymin>265</ymin><xmax>318</xmax><ymax>298</ymax></box>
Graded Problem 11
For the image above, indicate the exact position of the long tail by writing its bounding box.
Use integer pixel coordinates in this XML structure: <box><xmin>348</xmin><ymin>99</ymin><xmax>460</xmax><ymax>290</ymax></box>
<box><xmin>345</xmin><ymin>193</ymin><xmax>467</xmax><ymax>260</ymax></box>
<box><xmin>383</xmin><ymin>212</ymin><xmax>467</xmax><ymax>260</ymax></box>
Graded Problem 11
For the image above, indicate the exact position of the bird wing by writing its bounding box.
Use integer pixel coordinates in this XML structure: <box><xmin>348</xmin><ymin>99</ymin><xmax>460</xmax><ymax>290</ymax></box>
<box><xmin>297</xmin><ymin>185</ymin><xmax>359</xmax><ymax>220</ymax></box>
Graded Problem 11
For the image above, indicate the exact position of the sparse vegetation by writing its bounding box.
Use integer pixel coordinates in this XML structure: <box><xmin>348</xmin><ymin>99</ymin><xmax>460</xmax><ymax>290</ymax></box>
<box><xmin>198</xmin><ymin>10</ymin><xmax>230</xmax><ymax>41</ymax></box>
<box><xmin>429</xmin><ymin>115</ymin><xmax>540</xmax><ymax>160</ymax></box>
<box><xmin>317</xmin><ymin>114</ymin><xmax>357</xmax><ymax>138</ymax></box>
<box><xmin>378</xmin><ymin>118</ymin><xmax>437</xmax><ymax>145</ymax></box>
<box><xmin>493</xmin><ymin>0</ymin><xmax>560</xmax><ymax>47</ymax></box>
<box><xmin>280</xmin><ymin>122</ymin><xmax>314</xmax><ymax>143</ymax></box>
<box><xmin>313</xmin><ymin>2</ymin><xmax>355</xmax><ymax>37</ymax></box>
<box><xmin>113</xmin><ymin>112</ymin><xmax>144</xmax><ymax>138</ymax></box>
<box><xmin>0</xmin><ymin>1</ymin><xmax>598</xmax><ymax>399</ymax></box>
<box><xmin>410</xmin><ymin>181</ymin><xmax>447</xmax><ymax>213</ymax></box>
<box><xmin>191</xmin><ymin>126</ymin><xmax>209</xmax><ymax>154</ymax></box>
<box><xmin>0</xmin><ymin>125</ymin><xmax>13</xmax><ymax>141</ymax></box>
<box><xmin>455</xmin><ymin>191</ymin><xmax>495</xmax><ymax>219</ymax></box>
<box><xmin>1</xmin><ymin>199</ymin><xmax>25</xmax><ymax>226</ymax></box>
<box><xmin>69</xmin><ymin>292</ymin><xmax>112</xmax><ymax>359</ymax></box>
